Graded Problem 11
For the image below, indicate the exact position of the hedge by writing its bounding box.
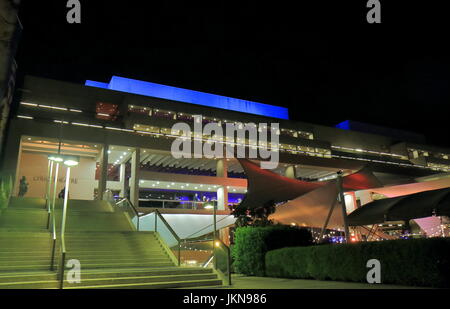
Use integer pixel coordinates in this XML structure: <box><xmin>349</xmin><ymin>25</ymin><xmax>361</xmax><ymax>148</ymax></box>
<box><xmin>265</xmin><ymin>237</ymin><xmax>450</xmax><ymax>287</ymax></box>
<box><xmin>0</xmin><ymin>176</ymin><xmax>12</xmax><ymax>210</ymax></box>
<box><xmin>232</xmin><ymin>225</ymin><xmax>313</xmax><ymax>276</ymax></box>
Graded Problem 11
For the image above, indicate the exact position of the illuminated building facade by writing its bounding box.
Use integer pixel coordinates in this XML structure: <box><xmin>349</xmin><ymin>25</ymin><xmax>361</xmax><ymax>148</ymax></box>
<box><xmin>2</xmin><ymin>75</ymin><xmax>450</xmax><ymax>224</ymax></box>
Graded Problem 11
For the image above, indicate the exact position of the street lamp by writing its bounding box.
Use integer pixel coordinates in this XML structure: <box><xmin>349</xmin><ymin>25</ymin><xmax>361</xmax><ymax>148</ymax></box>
<box><xmin>60</xmin><ymin>155</ymin><xmax>80</xmax><ymax>237</ymax></box>
<box><xmin>48</xmin><ymin>154</ymin><xmax>65</xmax><ymax>229</ymax></box>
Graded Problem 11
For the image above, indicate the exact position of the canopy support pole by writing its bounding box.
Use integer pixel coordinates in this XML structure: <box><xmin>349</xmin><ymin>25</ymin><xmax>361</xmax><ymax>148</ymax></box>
<box><xmin>319</xmin><ymin>195</ymin><xmax>338</xmax><ymax>242</ymax></box>
<box><xmin>337</xmin><ymin>171</ymin><xmax>351</xmax><ymax>243</ymax></box>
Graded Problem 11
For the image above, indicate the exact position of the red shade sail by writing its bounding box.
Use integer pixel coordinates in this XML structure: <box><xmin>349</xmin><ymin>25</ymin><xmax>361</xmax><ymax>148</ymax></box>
<box><xmin>237</xmin><ymin>159</ymin><xmax>382</xmax><ymax>210</ymax></box>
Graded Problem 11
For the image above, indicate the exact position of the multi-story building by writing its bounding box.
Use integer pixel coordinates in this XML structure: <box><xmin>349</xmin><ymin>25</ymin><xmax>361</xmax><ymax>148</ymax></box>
<box><xmin>2</xmin><ymin>75</ymin><xmax>450</xmax><ymax>220</ymax></box>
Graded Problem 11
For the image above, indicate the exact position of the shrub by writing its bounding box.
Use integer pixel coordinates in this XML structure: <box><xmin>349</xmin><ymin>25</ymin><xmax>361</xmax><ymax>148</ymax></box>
<box><xmin>265</xmin><ymin>237</ymin><xmax>450</xmax><ymax>287</ymax></box>
<box><xmin>0</xmin><ymin>175</ymin><xmax>13</xmax><ymax>210</ymax></box>
<box><xmin>232</xmin><ymin>225</ymin><xmax>313</xmax><ymax>276</ymax></box>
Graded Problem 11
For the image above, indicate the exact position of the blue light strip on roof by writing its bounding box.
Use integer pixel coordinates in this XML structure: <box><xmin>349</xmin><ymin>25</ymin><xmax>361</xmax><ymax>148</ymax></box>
<box><xmin>85</xmin><ymin>80</ymin><xmax>109</xmax><ymax>89</ymax></box>
<box><xmin>85</xmin><ymin>76</ymin><xmax>289</xmax><ymax>119</ymax></box>
<box><xmin>336</xmin><ymin>120</ymin><xmax>351</xmax><ymax>130</ymax></box>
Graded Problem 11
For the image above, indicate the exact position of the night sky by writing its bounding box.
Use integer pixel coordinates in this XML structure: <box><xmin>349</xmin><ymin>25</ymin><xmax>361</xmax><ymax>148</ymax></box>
<box><xmin>13</xmin><ymin>1</ymin><xmax>450</xmax><ymax>147</ymax></box>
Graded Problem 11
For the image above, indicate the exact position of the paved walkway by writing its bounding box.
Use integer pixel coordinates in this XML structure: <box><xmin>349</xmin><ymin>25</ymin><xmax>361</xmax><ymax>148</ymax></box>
<box><xmin>213</xmin><ymin>274</ymin><xmax>427</xmax><ymax>289</ymax></box>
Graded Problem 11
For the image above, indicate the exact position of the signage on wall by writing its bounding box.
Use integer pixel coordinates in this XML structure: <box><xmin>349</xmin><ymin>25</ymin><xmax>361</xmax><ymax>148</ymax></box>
<box><xmin>31</xmin><ymin>175</ymin><xmax>78</xmax><ymax>184</ymax></box>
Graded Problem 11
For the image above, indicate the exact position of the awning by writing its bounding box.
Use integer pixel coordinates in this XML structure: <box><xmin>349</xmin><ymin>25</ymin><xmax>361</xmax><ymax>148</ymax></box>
<box><xmin>269</xmin><ymin>181</ymin><xmax>344</xmax><ymax>229</ymax></box>
<box><xmin>347</xmin><ymin>187</ymin><xmax>450</xmax><ymax>226</ymax></box>
<box><xmin>237</xmin><ymin>159</ymin><xmax>382</xmax><ymax>210</ymax></box>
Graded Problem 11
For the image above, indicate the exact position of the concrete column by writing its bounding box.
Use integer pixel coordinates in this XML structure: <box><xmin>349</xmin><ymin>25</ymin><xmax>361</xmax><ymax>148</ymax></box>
<box><xmin>285</xmin><ymin>165</ymin><xmax>297</xmax><ymax>179</ymax></box>
<box><xmin>97</xmin><ymin>144</ymin><xmax>109</xmax><ymax>200</ymax></box>
<box><xmin>217</xmin><ymin>186</ymin><xmax>228</xmax><ymax>211</ymax></box>
<box><xmin>119</xmin><ymin>163</ymin><xmax>127</xmax><ymax>197</ymax></box>
<box><xmin>130</xmin><ymin>148</ymin><xmax>140</xmax><ymax>207</ymax></box>
<box><xmin>216</xmin><ymin>159</ymin><xmax>228</xmax><ymax>177</ymax></box>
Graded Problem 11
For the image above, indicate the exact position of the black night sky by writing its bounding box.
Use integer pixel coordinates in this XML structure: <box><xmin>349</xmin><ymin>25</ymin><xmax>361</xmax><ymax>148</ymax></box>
<box><xmin>14</xmin><ymin>1</ymin><xmax>450</xmax><ymax>147</ymax></box>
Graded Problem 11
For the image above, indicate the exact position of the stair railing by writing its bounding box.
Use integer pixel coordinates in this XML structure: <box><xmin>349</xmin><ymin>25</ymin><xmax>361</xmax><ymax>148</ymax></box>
<box><xmin>114</xmin><ymin>199</ymin><xmax>182</xmax><ymax>265</ymax></box>
<box><xmin>116</xmin><ymin>198</ymin><xmax>141</xmax><ymax>231</ymax></box>
<box><xmin>113</xmin><ymin>199</ymin><xmax>232</xmax><ymax>285</ymax></box>
<box><xmin>47</xmin><ymin>187</ymin><xmax>66</xmax><ymax>289</ymax></box>
<box><xmin>153</xmin><ymin>210</ymin><xmax>232</xmax><ymax>285</ymax></box>
<box><xmin>153</xmin><ymin>208</ymin><xmax>181</xmax><ymax>266</ymax></box>
<box><xmin>49</xmin><ymin>206</ymin><xmax>57</xmax><ymax>271</ymax></box>
<box><xmin>213</xmin><ymin>238</ymin><xmax>232</xmax><ymax>286</ymax></box>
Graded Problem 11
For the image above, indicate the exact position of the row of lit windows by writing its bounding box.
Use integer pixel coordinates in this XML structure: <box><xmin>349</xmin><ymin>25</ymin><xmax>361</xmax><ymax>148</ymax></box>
<box><xmin>427</xmin><ymin>162</ymin><xmax>450</xmax><ymax>171</ymax></box>
<box><xmin>133</xmin><ymin>123</ymin><xmax>330</xmax><ymax>158</ymax></box>
<box><xmin>280</xmin><ymin>128</ymin><xmax>314</xmax><ymax>140</ymax></box>
<box><xmin>332</xmin><ymin>145</ymin><xmax>408</xmax><ymax>160</ymax></box>
<box><xmin>17</xmin><ymin>114</ymin><xmax>450</xmax><ymax>172</ymax></box>
<box><xmin>19</xmin><ymin>102</ymin><xmax>315</xmax><ymax>141</ymax></box>
<box><xmin>128</xmin><ymin>105</ymin><xmax>315</xmax><ymax>140</ymax></box>
<box><xmin>408</xmin><ymin>148</ymin><xmax>430</xmax><ymax>159</ymax></box>
<box><xmin>408</xmin><ymin>148</ymin><xmax>450</xmax><ymax>161</ymax></box>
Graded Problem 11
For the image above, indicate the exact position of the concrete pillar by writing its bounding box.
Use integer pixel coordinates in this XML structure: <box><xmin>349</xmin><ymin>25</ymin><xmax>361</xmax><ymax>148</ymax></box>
<box><xmin>119</xmin><ymin>163</ymin><xmax>127</xmax><ymax>197</ymax></box>
<box><xmin>217</xmin><ymin>186</ymin><xmax>228</xmax><ymax>211</ymax></box>
<box><xmin>97</xmin><ymin>144</ymin><xmax>109</xmax><ymax>200</ymax></box>
<box><xmin>130</xmin><ymin>148</ymin><xmax>140</xmax><ymax>207</ymax></box>
<box><xmin>216</xmin><ymin>159</ymin><xmax>228</xmax><ymax>177</ymax></box>
<box><xmin>285</xmin><ymin>165</ymin><xmax>297</xmax><ymax>179</ymax></box>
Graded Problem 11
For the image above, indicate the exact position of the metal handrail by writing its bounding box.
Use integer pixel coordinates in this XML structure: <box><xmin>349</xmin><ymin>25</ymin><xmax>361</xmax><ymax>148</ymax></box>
<box><xmin>213</xmin><ymin>238</ymin><xmax>232</xmax><ymax>286</ymax></box>
<box><xmin>50</xmin><ymin>207</ymin><xmax>57</xmax><ymax>271</ymax></box>
<box><xmin>46</xmin><ymin>195</ymin><xmax>67</xmax><ymax>289</ymax></box>
<box><xmin>183</xmin><ymin>215</ymin><xmax>233</xmax><ymax>240</ymax></box>
<box><xmin>113</xmin><ymin>198</ymin><xmax>231</xmax><ymax>284</ymax></box>
<box><xmin>58</xmin><ymin>235</ymin><xmax>67</xmax><ymax>289</ymax></box>
<box><xmin>154</xmin><ymin>209</ymin><xmax>181</xmax><ymax>265</ymax></box>
<box><xmin>117</xmin><ymin>198</ymin><xmax>141</xmax><ymax>231</ymax></box>
<box><xmin>115</xmin><ymin>198</ymin><xmax>182</xmax><ymax>264</ymax></box>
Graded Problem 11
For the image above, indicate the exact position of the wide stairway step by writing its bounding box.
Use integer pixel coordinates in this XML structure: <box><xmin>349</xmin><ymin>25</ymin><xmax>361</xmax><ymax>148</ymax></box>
<box><xmin>8</xmin><ymin>197</ymin><xmax>46</xmax><ymax>209</ymax></box>
<box><xmin>66</xmin><ymin>278</ymin><xmax>223</xmax><ymax>289</ymax></box>
<box><xmin>0</xmin><ymin>209</ymin><xmax>48</xmax><ymax>229</ymax></box>
<box><xmin>0</xmin><ymin>198</ymin><xmax>224</xmax><ymax>289</ymax></box>
<box><xmin>0</xmin><ymin>267</ymin><xmax>221</xmax><ymax>289</ymax></box>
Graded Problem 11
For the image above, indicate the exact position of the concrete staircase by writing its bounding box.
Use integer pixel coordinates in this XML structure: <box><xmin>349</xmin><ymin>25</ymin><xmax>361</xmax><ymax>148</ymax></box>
<box><xmin>0</xmin><ymin>197</ymin><xmax>223</xmax><ymax>289</ymax></box>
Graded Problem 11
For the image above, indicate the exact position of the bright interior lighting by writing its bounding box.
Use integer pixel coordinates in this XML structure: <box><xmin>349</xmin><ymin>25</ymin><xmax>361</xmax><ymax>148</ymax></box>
<box><xmin>64</xmin><ymin>159</ymin><xmax>79</xmax><ymax>167</ymax></box>
<box><xmin>48</xmin><ymin>155</ymin><xmax>64</xmax><ymax>162</ymax></box>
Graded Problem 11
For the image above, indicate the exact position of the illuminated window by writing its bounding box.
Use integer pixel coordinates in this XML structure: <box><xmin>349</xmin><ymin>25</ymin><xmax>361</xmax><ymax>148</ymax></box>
<box><xmin>177</xmin><ymin>112</ymin><xmax>194</xmax><ymax>122</ymax></box>
<box><xmin>298</xmin><ymin>131</ymin><xmax>314</xmax><ymax>140</ymax></box>
<box><xmin>128</xmin><ymin>105</ymin><xmax>151</xmax><ymax>115</ymax></box>
<box><xmin>133</xmin><ymin>124</ymin><xmax>160</xmax><ymax>133</ymax></box>
<box><xmin>96</xmin><ymin>102</ymin><xmax>119</xmax><ymax>120</ymax></box>
<box><xmin>153</xmin><ymin>109</ymin><xmax>176</xmax><ymax>120</ymax></box>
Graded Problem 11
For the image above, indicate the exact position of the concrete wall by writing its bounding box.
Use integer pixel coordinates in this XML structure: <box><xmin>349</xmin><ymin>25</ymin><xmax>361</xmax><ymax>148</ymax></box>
<box><xmin>16</xmin><ymin>152</ymin><xmax>97</xmax><ymax>200</ymax></box>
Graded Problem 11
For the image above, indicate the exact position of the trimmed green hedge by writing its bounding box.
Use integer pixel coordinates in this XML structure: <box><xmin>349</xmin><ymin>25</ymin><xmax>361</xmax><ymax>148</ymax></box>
<box><xmin>0</xmin><ymin>176</ymin><xmax>12</xmax><ymax>210</ymax></box>
<box><xmin>266</xmin><ymin>237</ymin><xmax>450</xmax><ymax>287</ymax></box>
<box><xmin>232</xmin><ymin>225</ymin><xmax>312</xmax><ymax>276</ymax></box>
